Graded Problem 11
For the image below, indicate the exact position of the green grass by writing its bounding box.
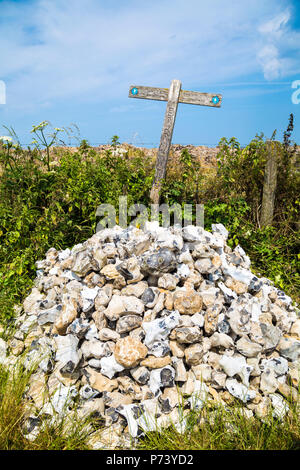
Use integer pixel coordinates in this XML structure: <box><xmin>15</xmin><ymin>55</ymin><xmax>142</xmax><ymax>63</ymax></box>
<box><xmin>0</xmin><ymin>361</ymin><xmax>94</xmax><ymax>450</ymax></box>
<box><xmin>138</xmin><ymin>401</ymin><xmax>300</xmax><ymax>451</ymax></box>
<box><xmin>0</xmin><ymin>359</ymin><xmax>299</xmax><ymax>450</ymax></box>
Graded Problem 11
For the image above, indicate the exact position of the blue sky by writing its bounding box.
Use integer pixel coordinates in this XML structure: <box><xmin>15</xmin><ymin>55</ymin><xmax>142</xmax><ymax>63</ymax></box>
<box><xmin>0</xmin><ymin>0</ymin><xmax>300</xmax><ymax>147</ymax></box>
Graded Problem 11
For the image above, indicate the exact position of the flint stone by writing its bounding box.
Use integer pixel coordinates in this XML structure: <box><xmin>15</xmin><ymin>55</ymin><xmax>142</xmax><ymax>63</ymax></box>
<box><xmin>98</xmin><ymin>328</ymin><xmax>120</xmax><ymax>342</ymax></box>
<box><xmin>182</xmin><ymin>225</ymin><xmax>204</xmax><ymax>242</ymax></box>
<box><xmin>192</xmin><ymin>364</ymin><xmax>212</xmax><ymax>382</ymax></box>
<box><xmin>236</xmin><ymin>336</ymin><xmax>263</xmax><ymax>357</ymax></box>
<box><xmin>141</xmin><ymin>248</ymin><xmax>176</xmax><ymax>276</ymax></box>
<box><xmin>143</xmin><ymin>311</ymin><xmax>180</xmax><ymax>348</ymax></box>
<box><xmin>222</xmin><ymin>266</ymin><xmax>254</xmax><ymax>287</ymax></box>
<box><xmin>79</xmin><ymin>384</ymin><xmax>101</xmax><ymax>400</ymax></box>
<box><xmin>54</xmin><ymin>299</ymin><xmax>77</xmax><ymax>334</ymax></box>
<box><xmin>190</xmin><ymin>312</ymin><xmax>204</xmax><ymax>328</ymax></box>
<box><xmin>129</xmin><ymin>327</ymin><xmax>145</xmax><ymax>342</ymax></box>
<box><xmin>8</xmin><ymin>338</ymin><xmax>24</xmax><ymax>356</ymax></box>
<box><xmin>159</xmin><ymin>387</ymin><xmax>180</xmax><ymax>411</ymax></box>
<box><xmin>175</xmin><ymin>326</ymin><xmax>202</xmax><ymax>344</ymax></box>
<box><xmin>141</xmin><ymin>356</ymin><xmax>171</xmax><ymax>369</ymax></box>
<box><xmin>81</xmin><ymin>339</ymin><xmax>111</xmax><ymax>359</ymax></box>
<box><xmin>261</xmin><ymin>357</ymin><xmax>289</xmax><ymax>376</ymax></box>
<box><xmin>227</xmin><ymin>309</ymin><xmax>251</xmax><ymax>336</ymax></box>
<box><xmin>201</xmin><ymin>287</ymin><xmax>219</xmax><ymax>308</ymax></box>
<box><xmin>226</xmin><ymin>379</ymin><xmax>256</xmax><ymax>403</ymax></box>
<box><xmin>260</xmin><ymin>323</ymin><xmax>282</xmax><ymax>352</ymax></box>
<box><xmin>218</xmin><ymin>282</ymin><xmax>237</xmax><ymax>303</ymax></box>
<box><xmin>158</xmin><ymin>273</ymin><xmax>178</xmax><ymax>290</ymax></box>
<box><xmin>219</xmin><ymin>355</ymin><xmax>253</xmax><ymax>386</ymax></box>
<box><xmin>276</xmin><ymin>336</ymin><xmax>300</xmax><ymax>362</ymax></box>
<box><xmin>66</xmin><ymin>318</ymin><xmax>90</xmax><ymax>338</ymax></box>
<box><xmin>77</xmin><ymin>397</ymin><xmax>105</xmax><ymax>420</ymax></box>
<box><xmin>217</xmin><ymin>319</ymin><xmax>231</xmax><ymax>335</ymax></box>
<box><xmin>172</xmin><ymin>357</ymin><xmax>187</xmax><ymax>382</ymax></box>
<box><xmin>210</xmin><ymin>332</ymin><xmax>234</xmax><ymax>349</ymax></box>
<box><xmin>260</xmin><ymin>368</ymin><xmax>278</xmax><ymax>394</ymax></box>
<box><xmin>121</xmin><ymin>281</ymin><xmax>148</xmax><ymax>298</ymax></box>
<box><xmin>23</xmin><ymin>288</ymin><xmax>45</xmax><ymax>314</ymax></box>
<box><xmin>173</xmin><ymin>289</ymin><xmax>202</xmax><ymax>315</ymax></box>
<box><xmin>100</xmin><ymin>354</ymin><xmax>125</xmax><ymax>379</ymax></box>
<box><xmin>211</xmin><ymin>370</ymin><xmax>227</xmax><ymax>389</ymax></box>
<box><xmin>100</xmin><ymin>264</ymin><xmax>120</xmax><ymax>280</ymax></box>
<box><xmin>92</xmin><ymin>310</ymin><xmax>108</xmax><ymax>332</ymax></box>
<box><xmin>114</xmin><ymin>336</ymin><xmax>148</xmax><ymax>368</ymax></box>
<box><xmin>148</xmin><ymin>340</ymin><xmax>170</xmax><ymax>357</ymax></box>
<box><xmin>48</xmin><ymin>384</ymin><xmax>78</xmax><ymax>415</ymax></box>
<box><xmin>84</xmin><ymin>272</ymin><xmax>105</xmax><ymax>288</ymax></box>
<box><xmin>148</xmin><ymin>366</ymin><xmax>175</xmax><ymax>396</ymax></box>
<box><xmin>204</xmin><ymin>305</ymin><xmax>222</xmax><ymax>335</ymax></box>
<box><xmin>194</xmin><ymin>258</ymin><xmax>212</xmax><ymax>274</ymax></box>
<box><xmin>80</xmin><ymin>286</ymin><xmax>99</xmax><ymax>313</ymax></box>
<box><xmin>140</xmin><ymin>287</ymin><xmax>156</xmax><ymax>306</ymax></box>
<box><xmin>225</xmin><ymin>277</ymin><xmax>248</xmax><ymax>294</ymax></box>
<box><xmin>116</xmin><ymin>315</ymin><xmax>142</xmax><ymax>334</ymax></box>
<box><xmin>177</xmin><ymin>263</ymin><xmax>190</xmax><ymax>280</ymax></box>
<box><xmin>104</xmin><ymin>295</ymin><xmax>144</xmax><ymax>321</ymax></box>
<box><xmin>0</xmin><ymin>338</ymin><xmax>7</xmax><ymax>364</ymax></box>
<box><xmin>290</xmin><ymin>319</ymin><xmax>300</xmax><ymax>339</ymax></box>
<box><xmin>184</xmin><ymin>343</ymin><xmax>204</xmax><ymax>366</ymax></box>
<box><xmin>72</xmin><ymin>250</ymin><xmax>98</xmax><ymax>277</ymax></box>
<box><xmin>270</xmin><ymin>393</ymin><xmax>289</xmax><ymax>420</ymax></box>
<box><xmin>103</xmin><ymin>391</ymin><xmax>133</xmax><ymax>408</ymax></box>
<box><xmin>212</xmin><ymin>223</ymin><xmax>228</xmax><ymax>240</ymax></box>
<box><xmin>130</xmin><ymin>366</ymin><xmax>150</xmax><ymax>385</ymax></box>
<box><xmin>55</xmin><ymin>334</ymin><xmax>81</xmax><ymax>373</ymax></box>
<box><xmin>169</xmin><ymin>340</ymin><xmax>185</xmax><ymax>358</ymax></box>
<box><xmin>84</xmin><ymin>367</ymin><xmax>118</xmax><ymax>392</ymax></box>
<box><xmin>94</xmin><ymin>285</ymin><xmax>113</xmax><ymax>309</ymax></box>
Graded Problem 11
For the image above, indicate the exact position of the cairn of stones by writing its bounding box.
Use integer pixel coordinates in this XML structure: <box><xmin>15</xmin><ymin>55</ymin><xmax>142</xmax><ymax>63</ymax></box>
<box><xmin>1</xmin><ymin>222</ymin><xmax>299</xmax><ymax>448</ymax></box>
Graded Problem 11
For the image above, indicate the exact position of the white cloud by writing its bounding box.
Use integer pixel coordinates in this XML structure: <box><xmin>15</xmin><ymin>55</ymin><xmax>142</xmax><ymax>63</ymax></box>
<box><xmin>257</xmin><ymin>45</ymin><xmax>281</xmax><ymax>80</ymax></box>
<box><xmin>258</xmin><ymin>10</ymin><xmax>291</xmax><ymax>37</ymax></box>
<box><xmin>0</xmin><ymin>0</ymin><xmax>299</xmax><ymax>111</ymax></box>
<box><xmin>256</xmin><ymin>8</ymin><xmax>300</xmax><ymax>80</ymax></box>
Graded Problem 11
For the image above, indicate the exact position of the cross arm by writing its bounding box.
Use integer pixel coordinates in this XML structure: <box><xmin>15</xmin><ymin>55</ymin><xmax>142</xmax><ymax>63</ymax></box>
<box><xmin>129</xmin><ymin>85</ymin><xmax>222</xmax><ymax>107</ymax></box>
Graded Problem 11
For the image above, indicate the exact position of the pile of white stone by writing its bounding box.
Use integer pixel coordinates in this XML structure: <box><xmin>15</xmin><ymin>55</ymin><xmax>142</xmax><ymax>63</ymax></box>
<box><xmin>1</xmin><ymin>222</ymin><xmax>299</xmax><ymax>448</ymax></box>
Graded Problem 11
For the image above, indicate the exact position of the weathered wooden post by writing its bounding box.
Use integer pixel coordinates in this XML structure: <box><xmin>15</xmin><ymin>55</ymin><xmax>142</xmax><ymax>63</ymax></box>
<box><xmin>260</xmin><ymin>140</ymin><xmax>280</xmax><ymax>227</ymax></box>
<box><xmin>129</xmin><ymin>80</ymin><xmax>222</xmax><ymax>205</ymax></box>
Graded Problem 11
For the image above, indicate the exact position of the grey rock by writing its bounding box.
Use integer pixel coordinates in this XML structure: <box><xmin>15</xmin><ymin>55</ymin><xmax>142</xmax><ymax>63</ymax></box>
<box><xmin>141</xmin><ymin>248</ymin><xmax>177</xmax><ymax>276</ymax></box>
<box><xmin>116</xmin><ymin>315</ymin><xmax>142</xmax><ymax>334</ymax></box>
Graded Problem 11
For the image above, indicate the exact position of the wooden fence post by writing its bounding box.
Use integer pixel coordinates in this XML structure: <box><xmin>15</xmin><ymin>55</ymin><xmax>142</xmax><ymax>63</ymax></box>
<box><xmin>260</xmin><ymin>140</ymin><xmax>280</xmax><ymax>227</ymax></box>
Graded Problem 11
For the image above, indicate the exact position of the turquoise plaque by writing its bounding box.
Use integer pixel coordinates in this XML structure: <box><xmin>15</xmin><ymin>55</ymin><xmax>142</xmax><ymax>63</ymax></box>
<box><xmin>212</xmin><ymin>95</ymin><xmax>220</xmax><ymax>104</ymax></box>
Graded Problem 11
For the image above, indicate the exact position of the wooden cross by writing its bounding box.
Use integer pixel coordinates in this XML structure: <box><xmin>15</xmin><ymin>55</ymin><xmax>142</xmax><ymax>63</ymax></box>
<box><xmin>129</xmin><ymin>79</ymin><xmax>222</xmax><ymax>204</ymax></box>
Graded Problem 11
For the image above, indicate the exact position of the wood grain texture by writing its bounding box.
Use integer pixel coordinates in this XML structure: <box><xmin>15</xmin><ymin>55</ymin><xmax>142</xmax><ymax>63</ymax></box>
<box><xmin>150</xmin><ymin>79</ymin><xmax>182</xmax><ymax>205</ymax></box>
<box><xmin>129</xmin><ymin>85</ymin><xmax>222</xmax><ymax>107</ymax></box>
<box><xmin>260</xmin><ymin>141</ymin><xmax>279</xmax><ymax>227</ymax></box>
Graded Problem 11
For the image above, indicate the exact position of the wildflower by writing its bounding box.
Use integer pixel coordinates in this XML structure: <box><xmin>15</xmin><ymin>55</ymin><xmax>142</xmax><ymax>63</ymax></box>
<box><xmin>0</xmin><ymin>136</ymin><xmax>12</xmax><ymax>143</ymax></box>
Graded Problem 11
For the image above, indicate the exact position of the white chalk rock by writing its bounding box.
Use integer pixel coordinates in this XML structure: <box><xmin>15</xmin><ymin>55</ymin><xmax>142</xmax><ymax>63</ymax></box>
<box><xmin>100</xmin><ymin>354</ymin><xmax>125</xmax><ymax>379</ymax></box>
<box><xmin>219</xmin><ymin>355</ymin><xmax>253</xmax><ymax>386</ymax></box>
<box><xmin>148</xmin><ymin>366</ymin><xmax>175</xmax><ymax>397</ymax></box>
<box><xmin>143</xmin><ymin>310</ymin><xmax>180</xmax><ymax>348</ymax></box>
<box><xmin>270</xmin><ymin>393</ymin><xmax>289</xmax><ymax>420</ymax></box>
<box><xmin>226</xmin><ymin>378</ymin><xmax>256</xmax><ymax>403</ymax></box>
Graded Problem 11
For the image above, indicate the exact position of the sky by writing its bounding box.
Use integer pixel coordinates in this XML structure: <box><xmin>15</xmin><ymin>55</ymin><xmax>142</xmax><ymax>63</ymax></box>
<box><xmin>0</xmin><ymin>0</ymin><xmax>300</xmax><ymax>147</ymax></box>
